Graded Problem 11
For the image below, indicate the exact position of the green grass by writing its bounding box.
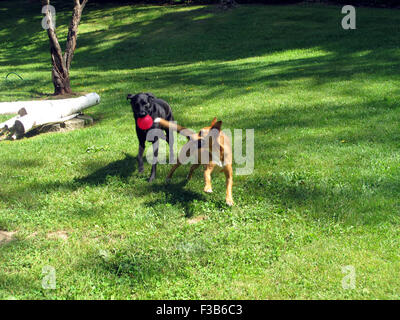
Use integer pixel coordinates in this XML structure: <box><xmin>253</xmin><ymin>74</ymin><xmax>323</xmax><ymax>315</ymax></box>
<box><xmin>1</xmin><ymin>1</ymin><xmax>400</xmax><ymax>299</ymax></box>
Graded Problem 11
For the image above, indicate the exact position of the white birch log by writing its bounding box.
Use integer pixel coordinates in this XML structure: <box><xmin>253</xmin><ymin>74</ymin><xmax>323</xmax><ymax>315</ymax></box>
<box><xmin>18</xmin><ymin>93</ymin><xmax>100</xmax><ymax>117</ymax></box>
<box><xmin>0</xmin><ymin>92</ymin><xmax>100</xmax><ymax>115</ymax></box>
<box><xmin>0</xmin><ymin>93</ymin><xmax>100</xmax><ymax>135</ymax></box>
<box><xmin>0</xmin><ymin>104</ymin><xmax>24</xmax><ymax>115</ymax></box>
<box><xmin>0</xmin><ymin>99</ymin><xmax>52</xmax><ymax>115</ymax></box>
<box><xmin>14</xmin><ymin>113</ymin><xmax>79</xmax><ymax>136</ymax></box>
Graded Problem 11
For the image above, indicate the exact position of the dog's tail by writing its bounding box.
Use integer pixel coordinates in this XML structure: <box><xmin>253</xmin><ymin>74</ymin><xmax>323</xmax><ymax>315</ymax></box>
<box><xmin>154</xmin><ymin>118</ymin><xmax>195</xmax><ymax>140</ymax></box>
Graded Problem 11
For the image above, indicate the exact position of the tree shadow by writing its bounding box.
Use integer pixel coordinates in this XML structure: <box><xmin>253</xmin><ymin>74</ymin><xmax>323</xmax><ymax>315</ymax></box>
<box><xmin>71</xmin><ymin>4</ymin><xmax>400</xmax><ymax>70</ymax></box>
<box><xmin>2</xmin><ymin>3</ymin><xmax>399</xmax><ymax>72</ymax></box>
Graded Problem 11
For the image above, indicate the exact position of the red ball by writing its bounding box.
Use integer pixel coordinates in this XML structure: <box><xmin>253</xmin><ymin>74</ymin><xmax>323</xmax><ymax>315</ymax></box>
<box><xmin>137</xmin><ymin>115</ymin><xmax>153</xmax><ymax>130</ymax></box>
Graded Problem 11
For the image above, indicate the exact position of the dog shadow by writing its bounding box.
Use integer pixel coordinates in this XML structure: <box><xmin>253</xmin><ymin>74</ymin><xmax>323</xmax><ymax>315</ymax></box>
<box><xmin>76</xmin><ymin>153</ymin><xmax>137</xmax><ymax>185</ymax></box>
<box><xmin>75</xmin><ymin>153</ymin><xmax>207</xmax><ymax>217</ymax></box>
<box><xmin>145</xmin><ymin>179</ymin><xmax>206</xmax><ymax>218</ymax></box>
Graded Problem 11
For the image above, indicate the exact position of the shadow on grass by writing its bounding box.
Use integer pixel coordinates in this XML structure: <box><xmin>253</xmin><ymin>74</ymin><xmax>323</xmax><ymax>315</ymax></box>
<box><xmin>0</xmin><ymin>273</ymin><xmax>40</xmax><ymax>300</ymax></box>
<box><xmin>57</xmin><ymin>48</ymin><xmax>400</xmax><ymax>125</ymax></box>
<box><xmin>75</xmin><ymin>153</ymin><xmax>205</xmax><ymax>217</ymax></box>
<box><xmin>74</xmin><ymin>238</ymin><xmax>206</xmax><ymax>298</ymax></box>
<box><xmin>2</xmin><ymin>3</ymin><xmax>399</xmax><ymax>72</ymax></box>
<box><xmin>145</xmin><ymin>179</ymin><xmax>207</xmax><ymax>218</ymax></box>
<box><xmin>72</xmin><ymin>4</ymin><xmax>400</xmax><ymax>70</ymax></box>
<box><xmin>75</xmin><ymin>153</ymin><xmax>137</xmax><ymax>185</ymax></box>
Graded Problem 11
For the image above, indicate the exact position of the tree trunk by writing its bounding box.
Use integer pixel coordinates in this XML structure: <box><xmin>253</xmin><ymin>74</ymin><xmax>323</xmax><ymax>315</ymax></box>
<box><xmin>50</xmin><ymin>46</ymin><xmax>72</xmax><ymax>95</ymax></box>
<box><xmin>42</xmin><ymin>0</ymin><xmax>88</xmax><ymax>95</ymax></box>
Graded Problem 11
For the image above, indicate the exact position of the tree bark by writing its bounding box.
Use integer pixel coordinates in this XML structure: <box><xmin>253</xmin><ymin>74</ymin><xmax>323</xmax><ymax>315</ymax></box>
<box><xmin>42</xmin><ymin>0</ymin><xmax>88</xmax><ymax>95</ymax></box>
<box><xmin>64</xmin><ymin>0</ymin><xmax>88</xmax><ymax>71</ymax></box>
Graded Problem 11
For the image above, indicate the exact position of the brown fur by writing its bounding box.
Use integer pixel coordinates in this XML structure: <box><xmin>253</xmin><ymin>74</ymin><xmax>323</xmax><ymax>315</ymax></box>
<box><xmin>156</xmin><ymin>117</ymin><xmax>234</xmax><ymax>206</ymax></box>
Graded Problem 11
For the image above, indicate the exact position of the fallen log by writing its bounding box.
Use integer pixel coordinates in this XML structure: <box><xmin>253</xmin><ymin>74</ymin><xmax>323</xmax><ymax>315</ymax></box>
<box><xmin>14</xmin><ymin>113</ymin><xmax>79</xmax><ymax>136</ymax></box>
<box><xmin>0</xmin><ymin>93</ymin><xmax>100</xmax><ymax>138</ymax></box>
<box><xmin>0</xmin><ymin>98</ymin><xmax>58</xmax><ymax>115</ymax></box>
<box><xmin>0</xmin><ymin>92</ymin><xmax>100</xmax><ymax>115</ymax></box>
<box><xmin>17</xmin><ymin>93</ymin><xmax>100</xmax><ymax>117</ymax></box>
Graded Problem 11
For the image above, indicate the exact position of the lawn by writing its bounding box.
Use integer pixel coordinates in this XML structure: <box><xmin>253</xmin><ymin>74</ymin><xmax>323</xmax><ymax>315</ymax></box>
<box><xmin>0</xmin><ymin>1</ymin><xmax>400</xmax><ymax>299</ymax></box>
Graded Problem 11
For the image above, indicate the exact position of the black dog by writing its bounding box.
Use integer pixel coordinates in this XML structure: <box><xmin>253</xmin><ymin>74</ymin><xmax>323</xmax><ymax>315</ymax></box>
<box><xmin>127</xmin><ymin>92</ymin><xmax>174</xmax><ymax>182</ymax></box>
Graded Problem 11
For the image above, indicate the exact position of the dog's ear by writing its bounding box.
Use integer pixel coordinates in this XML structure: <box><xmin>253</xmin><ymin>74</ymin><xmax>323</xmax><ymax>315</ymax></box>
<box><xmin>211</xmin><ymin>120</ymin><xmax>222</xmax><ymax>132</ymax></box>
<box><xmin>210</xmin><ymin>117</ymin><xmax>217</xmax><ymax>127</ymax></box>
<box><xmin>145</xmin><ymin>92</ymin><xmax>155</xmax><ymax>103</ymax></box>
<box><xmin>127</xmin><ymin>94</ymin><xmax>135</xmax><ymax>100</ymax></box>
<box><xmin>208</xmin><ymin>120</ymin><xmax>222</xmax><ymax>140</ymax></box>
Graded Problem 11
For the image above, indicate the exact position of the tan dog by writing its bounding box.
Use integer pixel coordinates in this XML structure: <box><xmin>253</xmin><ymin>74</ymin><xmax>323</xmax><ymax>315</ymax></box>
<box><xmin>154</xmin><ymin>117</ymin><xmax>234</xmax><ymax>206</ymax></box>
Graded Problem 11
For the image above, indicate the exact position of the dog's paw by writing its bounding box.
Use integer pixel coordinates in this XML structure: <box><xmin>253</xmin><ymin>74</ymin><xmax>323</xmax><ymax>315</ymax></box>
<box><xmin>147</xmin><ymin>176</ymin><xmax>155</xmax><ymax>183</ymax></box>
<box><xmin>204</xmin><ymin>187</ymin><xmax>213</xmax><ymax>193</ymax></box>
<box><xmin>226</xmin><ymin>198</ymin><xmax>234</xmax><ymax>206</ymax></box>
<box><xmin>166</xmin><ymin>177</ymin><xmax>171</xmax><ymax>183</ymax></box>
<box><xmin>138</xmin><ymin>167</ymin><xmax>144</xmax><ymax>173</ymax></box>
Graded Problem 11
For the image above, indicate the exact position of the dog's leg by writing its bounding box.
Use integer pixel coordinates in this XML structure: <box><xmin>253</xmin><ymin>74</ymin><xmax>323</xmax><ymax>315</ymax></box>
<box><xmin>165</xmin><ymin>129</ymin><xmax>175</xmax><ymax>164</ymax></box>
<box><xmin>138</xmin><ymin>140</ymin><xmax>145</xmax><ymax>173</ymax></box>
<box><xmin>223</xmin><ymin>164</ymin><xmax>234</xmax><ymax>206</ymax></box>
<box><xmin>203</xmin><ymin>163</ymin><xmax>216</xmax><ymax>193</ymax></box>
<box><xmin>148</xmin><ymin>137</ymin><xmax>159</xmax><ymax>182</ymax></box>
<box><xmin>166</xmin><ymin>161</ymin><xmax>181</xmax><ymax>182</ymax></box>
<box><xmin>187</xmin><ymin>164</ymin><xmax>200</xmax><ymax>181</ymax></box>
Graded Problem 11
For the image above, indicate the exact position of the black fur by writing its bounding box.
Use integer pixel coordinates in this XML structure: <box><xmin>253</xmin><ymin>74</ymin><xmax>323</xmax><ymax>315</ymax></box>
<box><xmin>127</xmin><ymin>92</ymin><xmax>174</xmax><ymax>182</ymax></box>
